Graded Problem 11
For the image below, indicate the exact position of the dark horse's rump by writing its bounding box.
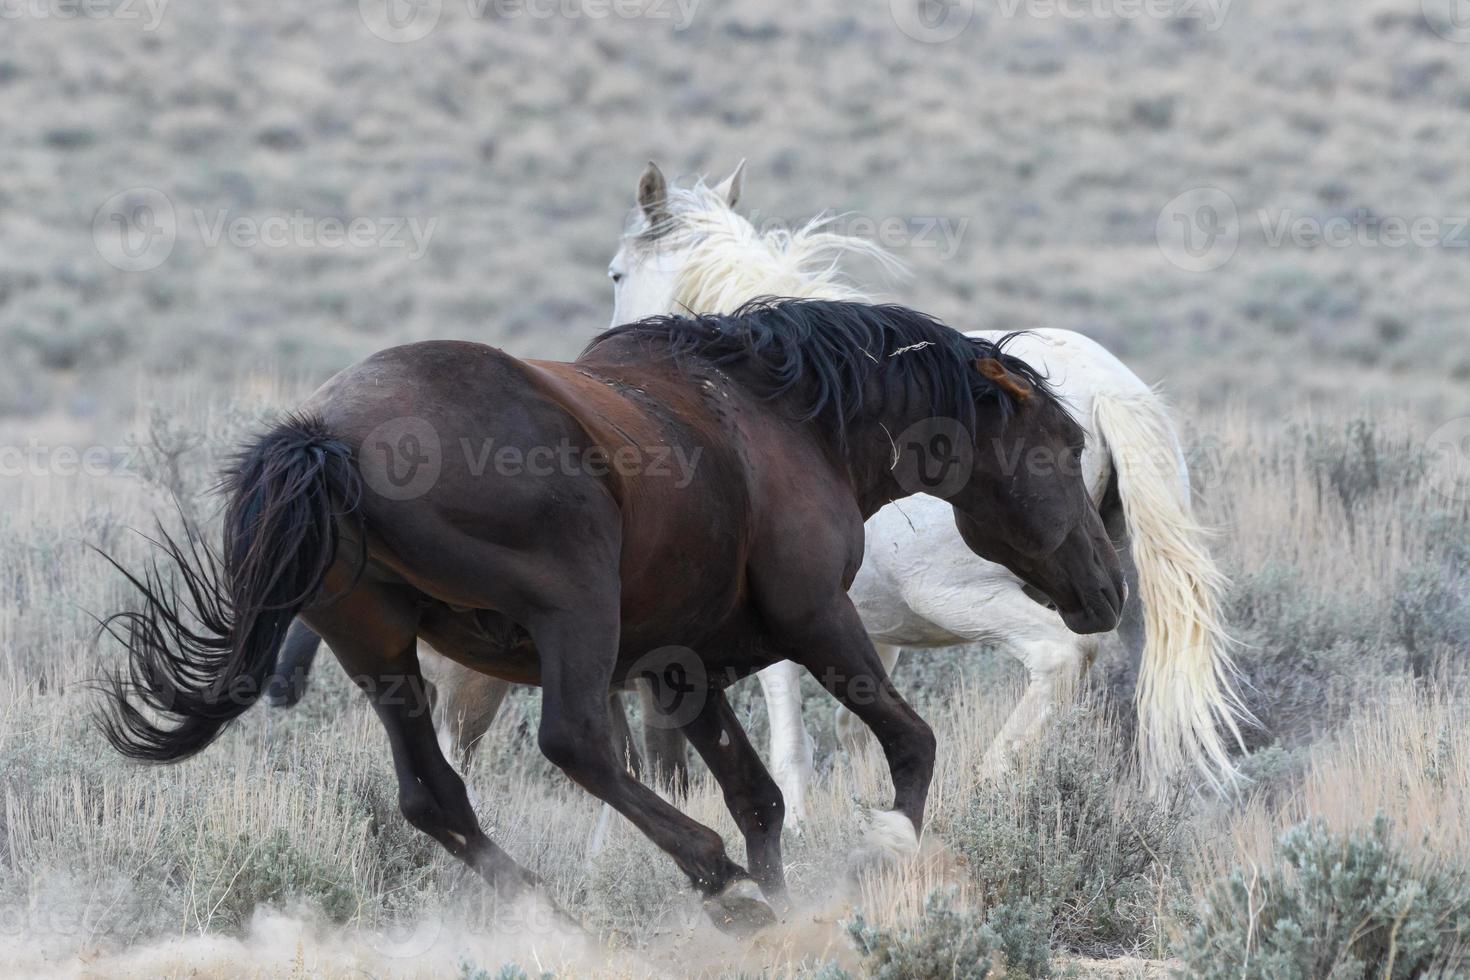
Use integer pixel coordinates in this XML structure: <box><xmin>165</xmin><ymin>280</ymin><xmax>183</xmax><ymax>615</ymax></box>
<box><xmin>99</xmin><ymin>299</ymin><xmax>1123</xmax><ymax>932</ymax></box>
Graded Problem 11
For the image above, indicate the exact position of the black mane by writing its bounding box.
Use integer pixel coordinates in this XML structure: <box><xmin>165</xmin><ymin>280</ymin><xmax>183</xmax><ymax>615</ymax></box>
<box><xmin>587</xmin><ymin>298</ymin><xmax>1053</xmax><ymax>446</ymax></box>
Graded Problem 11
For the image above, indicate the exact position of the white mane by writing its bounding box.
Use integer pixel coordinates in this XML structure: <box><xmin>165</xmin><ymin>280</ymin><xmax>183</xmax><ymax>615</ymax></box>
<box><xmin>632</xmin><ymin>181</ymin><xmax>906</xmax><ymax>314</ymax></box>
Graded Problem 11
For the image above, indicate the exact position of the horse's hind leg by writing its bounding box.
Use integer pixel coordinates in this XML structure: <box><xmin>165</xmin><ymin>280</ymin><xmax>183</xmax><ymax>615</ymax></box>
<box><xmin>530</xmin><ymin>604</ymin><xmax>772</xmax><ymax>933</ymax></box>
<box><xmin>264</xmin><ymin>619</ymin><xmax>324</xmax><ymax>707</ymax></box>
<box><xmin>303</xmin><ymin>598</ymin><xmax>538</xmax><ymax>895</ymax></box>
<box><xmin>678</xmin><ymin>687</ymin><xmax>788</xmax><ymax>909</ymax></box>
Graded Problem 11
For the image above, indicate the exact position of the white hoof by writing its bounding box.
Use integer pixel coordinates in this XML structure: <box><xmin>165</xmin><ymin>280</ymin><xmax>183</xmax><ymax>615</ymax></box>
<box><xmin>860</xmin><ymin>808</ymin><xmax>920</xmax><ymax>859</ymax></box>
<box><xmin>847</xmin><ymin>809</ymin><xmax>920</xmax><ymax>879</ymax></box>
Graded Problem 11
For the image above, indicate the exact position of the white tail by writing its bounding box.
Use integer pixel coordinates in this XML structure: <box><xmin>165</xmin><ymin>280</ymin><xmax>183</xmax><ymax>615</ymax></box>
<box><xmin>1091</xmin><ymin>391</ymin><xmax>1249</xmax><ymax>793</ymax></box>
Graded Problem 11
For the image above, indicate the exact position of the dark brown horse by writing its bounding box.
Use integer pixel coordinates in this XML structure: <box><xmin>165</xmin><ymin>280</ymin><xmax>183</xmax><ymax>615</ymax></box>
<box><xmin>99</xmin><ymin>299</ymin><xmax>1124</xmax><ymax>931</ymax></box>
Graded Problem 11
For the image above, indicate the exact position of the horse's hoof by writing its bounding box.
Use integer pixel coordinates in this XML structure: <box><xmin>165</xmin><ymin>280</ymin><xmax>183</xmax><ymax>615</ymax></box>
<box><xmin>847</xmin><ymin>808</ymin><xmax>921</xmax><ymax>879</ymax></box>
<box><xmin>703</xmin><ymin>880</ymin><xmax>777</xmax><ymax>937</ymax></box>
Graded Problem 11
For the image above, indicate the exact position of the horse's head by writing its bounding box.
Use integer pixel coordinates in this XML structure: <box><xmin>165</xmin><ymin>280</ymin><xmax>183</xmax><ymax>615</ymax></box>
<box><xmin>607</xmin><ymin>161</ymin><xmax>744</xmax><ymax>326</ymax></box>
<box><xmin>922</xmin><ymin>354</ymin><xmax>1126</xmax><ymax>635</ymax></box>
<box><xmin>607</xmin><ymin>161</ymin><xmax>893</xmax><ymax>327</ymax></box>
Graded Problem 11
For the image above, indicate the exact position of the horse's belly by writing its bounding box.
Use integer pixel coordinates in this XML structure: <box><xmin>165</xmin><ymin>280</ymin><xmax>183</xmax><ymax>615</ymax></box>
<box><xmin>852</xmin><ymin>584</ymin><xmax>968</xmax><ymax>646</ymax></box>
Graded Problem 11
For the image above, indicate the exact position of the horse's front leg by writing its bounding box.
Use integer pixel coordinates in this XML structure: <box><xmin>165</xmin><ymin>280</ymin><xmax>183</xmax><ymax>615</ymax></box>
<box><xmin>834</xmin><ymin>642</ymin><xmax>902</xmax><ymax>755</ymax></box>
<box><xmin>784</xmin><ymin>600</ymin><xmax>936</xmax><ymax>859</ymax></box>
<box><xmin>980</xmin><ymin>630</ymin><xmax>1099</xmax><ymax>777</ymax></box>
<box><xmin>677</xmin><ymin>686</ymin><xmax>789</xmax><ymax>914</ymax></box>
<box><xmin>755</xmin><ymin>661</ymin><xmax>815</xmax><ymax>830</ymax></box>
<box><xmin>529</xmin><ymin>603</ymin><xmax>774</xmax><ymax>935</ymax></box>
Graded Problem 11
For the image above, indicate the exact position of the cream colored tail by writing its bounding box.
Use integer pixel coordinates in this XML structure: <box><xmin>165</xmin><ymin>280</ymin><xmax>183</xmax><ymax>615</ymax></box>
<box><xmin>1091</xmin><ymin>391</ymin><xmax>1248</xmax><ymax>793</ymax></box>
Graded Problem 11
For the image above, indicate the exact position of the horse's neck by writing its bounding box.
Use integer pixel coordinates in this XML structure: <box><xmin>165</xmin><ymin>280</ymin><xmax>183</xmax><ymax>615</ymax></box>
<box><xmin>839</xmin><ymin>391</ymin><xmax>948</xmax><ymax>520</ymax></box>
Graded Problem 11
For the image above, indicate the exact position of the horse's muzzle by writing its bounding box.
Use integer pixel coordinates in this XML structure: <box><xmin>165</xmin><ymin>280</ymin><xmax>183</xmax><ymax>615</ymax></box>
<box><xmin>1042</xmin><ymin>523</ymin><xmax>1127</xmax><ymax>635</ymax></box>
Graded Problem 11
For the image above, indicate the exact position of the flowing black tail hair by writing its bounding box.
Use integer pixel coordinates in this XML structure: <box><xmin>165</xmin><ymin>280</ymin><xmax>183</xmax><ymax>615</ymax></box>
<box><xmin>98</xmin><ymin>413</ymin><xmax>362</xmax><ymax>762</ymax></box>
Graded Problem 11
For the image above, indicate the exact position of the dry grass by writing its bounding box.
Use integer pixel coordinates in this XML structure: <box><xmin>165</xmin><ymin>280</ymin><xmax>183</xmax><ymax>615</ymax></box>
<box><xmin>0</xmin><ymin>386</ymin><xmax>1464</xmax><ymax>977</ymax></box>
<box><xmin>2</xmin><ymin>1</ymin><xmax>1469</xmax><ymax>974</ymax></box>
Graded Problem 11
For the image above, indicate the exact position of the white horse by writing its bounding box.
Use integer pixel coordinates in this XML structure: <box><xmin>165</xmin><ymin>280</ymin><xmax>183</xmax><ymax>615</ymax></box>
<box><xmin>416</xmin><ymin>163</ymin><xmax>1247</xmax><ymax>832</ymax></box>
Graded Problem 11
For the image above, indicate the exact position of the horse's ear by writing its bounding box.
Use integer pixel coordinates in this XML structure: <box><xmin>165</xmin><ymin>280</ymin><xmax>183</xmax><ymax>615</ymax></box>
<box><xmin>637</xmin><ymin>161</ymin><xmax>668</xmax><ymax>226</ymax></box>
<box><xmin>975</xmin><ymin>358</ymin><xmax>1032</xmax><ymax>401</ymax></box>
<box><xmin>712</xmin><ymin>159</ymin><xmax>746</xmax><ymax>208</ymax></box>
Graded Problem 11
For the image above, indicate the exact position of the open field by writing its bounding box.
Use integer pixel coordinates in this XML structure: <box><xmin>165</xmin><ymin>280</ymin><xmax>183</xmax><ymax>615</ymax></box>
<box><xmin>2</xmin><ymin>0</ymin><xmax>1470</xmax><ymax>976</ymax></box>
<box><xmin>2</xmin><ymin>397</ymin><xmax>1467</xmax><ymax>977</ymax></box>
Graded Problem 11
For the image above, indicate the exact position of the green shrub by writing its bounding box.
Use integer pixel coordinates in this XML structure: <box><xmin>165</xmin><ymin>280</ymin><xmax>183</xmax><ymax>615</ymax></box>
<box><xmin>1184</xmin><ymin>817</ymin><xmax>1470</xmax><ymax>979</ymax></box>
<box><xmin>943</xmin><ymin>706</ymin><xmax>1191</xmax><ymax>957</ymax></box>
<box><xmin>458</xmin><ymin>963</ymin><xmax>555</xmax><ymax>980</ymax></box>
<box><xmin>192</xmin><ymin>828</ymin><xmax>357</xmax><ymax>928</ymax></box>
<box><xmin>846</xmin><ymin>893</ymin><xmax>1029</xmax><ymax>980</ymax></box>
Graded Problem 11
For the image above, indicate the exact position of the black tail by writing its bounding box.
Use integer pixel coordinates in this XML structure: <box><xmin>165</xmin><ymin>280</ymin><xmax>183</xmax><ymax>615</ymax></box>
<box><xmin>98</xmin><ymin>414</ymin><xmax>362</xmax><ymax>762</ymax></box>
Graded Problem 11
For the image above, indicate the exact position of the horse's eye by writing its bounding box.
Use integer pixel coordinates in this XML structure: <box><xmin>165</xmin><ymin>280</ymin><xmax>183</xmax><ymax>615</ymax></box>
<box><xmin>609</xmin><ymin>271</ymin><xmax>624</xmax><ymax>284</ymax></box>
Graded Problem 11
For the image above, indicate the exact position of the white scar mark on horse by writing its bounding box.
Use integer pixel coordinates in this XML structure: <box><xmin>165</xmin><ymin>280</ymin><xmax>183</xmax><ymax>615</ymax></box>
<box><xmin>447</xmin><ymin>831</ymin><xmax>467</xmax><ymax>847</ymax></box>
<box><xmin>889</xmin><ymin>341</ymin><xmax>934</xmax><ymax>356</ymax></box>
<box><xmin>718</xmin><ymin>729</ymin><xmax>731</xmax><ymax>747</ymax></box>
